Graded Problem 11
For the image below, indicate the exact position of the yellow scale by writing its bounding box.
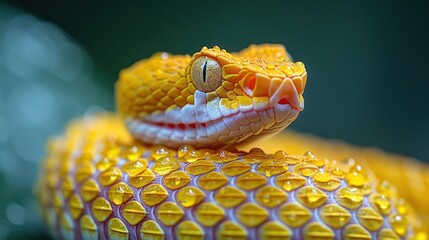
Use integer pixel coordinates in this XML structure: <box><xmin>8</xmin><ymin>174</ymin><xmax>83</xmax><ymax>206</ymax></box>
<box><xmin>37</xmin><ymin>115</ymin><xmax>423</xmax><ymax>239</ymax></box>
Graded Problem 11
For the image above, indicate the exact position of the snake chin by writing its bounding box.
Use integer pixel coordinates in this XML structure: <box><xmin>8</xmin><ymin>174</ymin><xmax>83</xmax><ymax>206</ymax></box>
<box><xmin>126</xmin><ymin>102</ymin><xmax>299</xmax><ymax>149</ymax></box>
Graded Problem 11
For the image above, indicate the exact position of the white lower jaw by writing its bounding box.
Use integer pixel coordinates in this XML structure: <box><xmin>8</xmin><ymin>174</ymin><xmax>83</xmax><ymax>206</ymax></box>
<box><xmin>126</xmin><ymin>103</ymin><xmax>299</xmax><ymax>149</ymax></box>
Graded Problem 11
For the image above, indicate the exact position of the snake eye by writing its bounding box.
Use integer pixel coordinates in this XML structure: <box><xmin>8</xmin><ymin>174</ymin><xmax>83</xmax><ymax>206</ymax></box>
<box><xmin>191</xmin><ymin>56</ymin><xmax>223</xmax><ymax>92</ymax></box>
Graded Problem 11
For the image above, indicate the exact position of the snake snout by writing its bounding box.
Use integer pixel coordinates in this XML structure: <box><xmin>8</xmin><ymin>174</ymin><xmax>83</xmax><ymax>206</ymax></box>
<box><xmin>269</xmin><ymin>73</ymin><xmax>306</xmax><ymax>111</ymax></box>
<box><xmin>269</xmin><ymin>77</ymin><xmax>302</xmax><ymax>110</ymax></box>
<box><xmin>241</xmin><ymin>72</ymin><xmax>305</xmax><ymax>111</ymax></box>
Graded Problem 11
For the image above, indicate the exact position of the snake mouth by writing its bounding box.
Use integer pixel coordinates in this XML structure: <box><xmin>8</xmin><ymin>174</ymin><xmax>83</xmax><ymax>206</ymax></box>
<box><xmin>152</xmin><ymin>122</ymin><xmax>204</xmax><ymax>130</ymax></box>
<box><xmin>127</xmin><ymin>101</ymin><xmax>299</xmax><ymax>148</ymax></box>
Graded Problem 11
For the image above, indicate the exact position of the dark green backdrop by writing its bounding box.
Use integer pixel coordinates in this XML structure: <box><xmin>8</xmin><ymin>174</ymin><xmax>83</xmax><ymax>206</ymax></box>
<box><xmin>8</xmin><ymin>0</ymin><xmax>428</xmax><ymax>160</ymax></box>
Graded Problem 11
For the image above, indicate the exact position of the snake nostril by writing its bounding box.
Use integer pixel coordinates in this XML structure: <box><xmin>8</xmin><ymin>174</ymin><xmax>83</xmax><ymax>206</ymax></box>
<box><xmin>278</xmin><ymin>98</ymin><xmax>290</xmax><ymax>105</ymax></box>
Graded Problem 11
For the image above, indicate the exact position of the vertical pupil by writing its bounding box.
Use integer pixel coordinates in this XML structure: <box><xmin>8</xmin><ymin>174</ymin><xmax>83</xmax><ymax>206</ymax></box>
<box><xmin>202</xmin><ymin>61</ymin><xmax>208</xmax><ymax>83</ymax></box>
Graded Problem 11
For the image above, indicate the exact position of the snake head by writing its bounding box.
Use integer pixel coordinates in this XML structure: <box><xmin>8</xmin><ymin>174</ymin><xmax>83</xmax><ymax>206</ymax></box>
<box><xmin>117</xmin><ymin>44</ymin><xmax>307</xmax><ymax>148</ymax></box>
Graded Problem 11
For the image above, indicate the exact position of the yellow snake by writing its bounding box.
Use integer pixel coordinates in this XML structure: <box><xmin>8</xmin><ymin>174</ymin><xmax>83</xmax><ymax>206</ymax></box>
<box><xmin>37</xmin><ymin>44</ymin><xmax>429</xmax><ymax>239</ymax></box>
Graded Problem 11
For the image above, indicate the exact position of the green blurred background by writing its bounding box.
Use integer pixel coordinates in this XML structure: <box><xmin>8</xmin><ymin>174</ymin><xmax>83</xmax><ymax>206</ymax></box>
<box><xmin>0</xmin><ymin>0</ymin><xmax>428</xmax><ymax>239</ymax></box>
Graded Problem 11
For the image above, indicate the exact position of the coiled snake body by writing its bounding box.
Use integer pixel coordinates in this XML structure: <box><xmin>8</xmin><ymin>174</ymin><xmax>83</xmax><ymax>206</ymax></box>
<box><xmin>37</xmin><ymin>45</ymin><xmax>428</xmax><ymax>239</ymax></box>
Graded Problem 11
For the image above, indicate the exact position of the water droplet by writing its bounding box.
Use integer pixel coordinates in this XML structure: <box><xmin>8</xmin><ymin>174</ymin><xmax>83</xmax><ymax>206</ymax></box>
<box><xmin>6</xmin><ymin>203</ymin><xmax>25</xmax><ymax>225</ymax></box>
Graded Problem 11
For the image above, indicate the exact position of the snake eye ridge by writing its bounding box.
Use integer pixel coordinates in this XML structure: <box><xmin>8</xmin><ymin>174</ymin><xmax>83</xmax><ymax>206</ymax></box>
<box><xmin>191</xmin><ymin>56</ymin><xmax>223</xmax><ymax>92</ymax></box>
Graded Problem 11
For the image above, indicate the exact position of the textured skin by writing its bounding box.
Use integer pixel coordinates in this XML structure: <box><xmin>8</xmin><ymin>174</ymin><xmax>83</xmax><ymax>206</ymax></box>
<box><xmin>37</xmin><ymin>45</ymin><xmax>428</xmax><ymax>239</ymax></box>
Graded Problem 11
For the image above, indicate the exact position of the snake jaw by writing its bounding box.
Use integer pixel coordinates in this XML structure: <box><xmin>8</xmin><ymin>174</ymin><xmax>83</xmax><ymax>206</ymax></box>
<box><xmin>128</xmin><ymin>88</ymin><xmax>300</xmax><ymax>148</ymax></box>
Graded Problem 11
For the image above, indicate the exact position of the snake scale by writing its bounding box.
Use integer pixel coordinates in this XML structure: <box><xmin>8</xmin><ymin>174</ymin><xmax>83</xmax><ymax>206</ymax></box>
<box><xmin>37</xmin><ymin>44</ymin><xmax>429</xmax><ymax>239</ymax></box>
